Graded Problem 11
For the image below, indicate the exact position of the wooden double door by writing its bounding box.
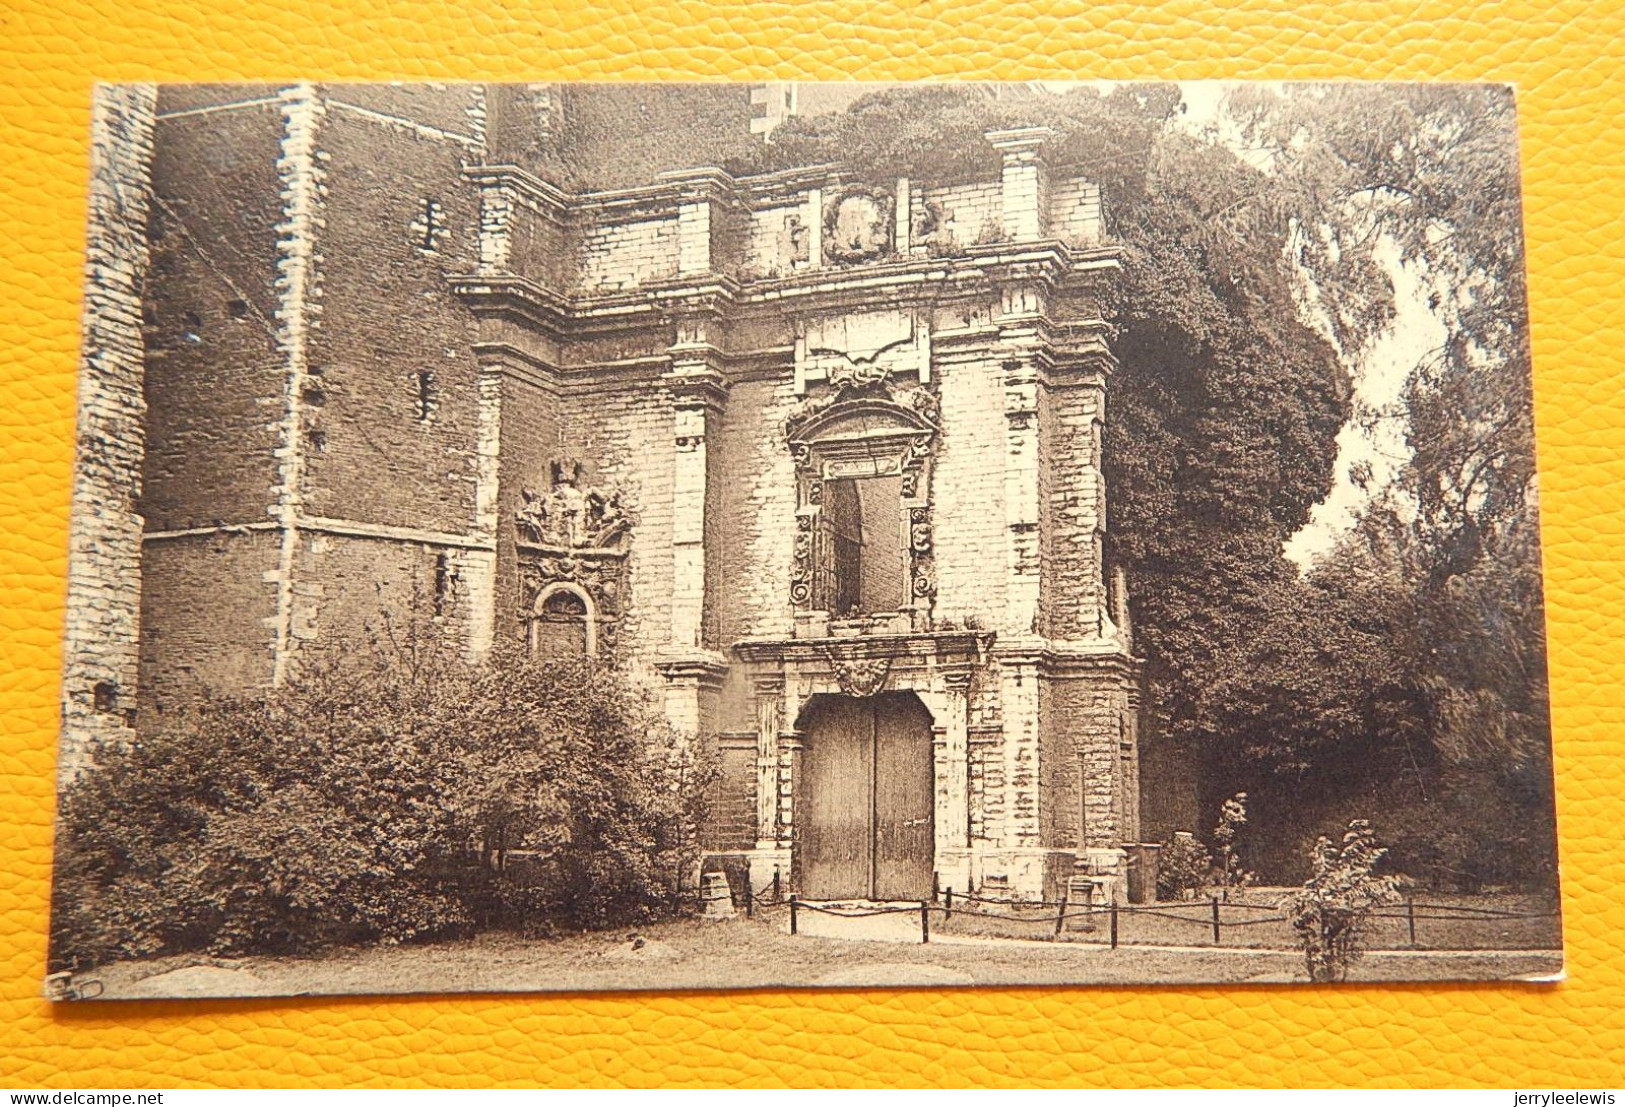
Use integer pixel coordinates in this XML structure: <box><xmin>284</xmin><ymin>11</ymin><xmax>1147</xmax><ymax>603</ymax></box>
<box><xmin>798</xmin><ymin>692</ymin><xmax>934</xmax><ymax>901</ymax></box>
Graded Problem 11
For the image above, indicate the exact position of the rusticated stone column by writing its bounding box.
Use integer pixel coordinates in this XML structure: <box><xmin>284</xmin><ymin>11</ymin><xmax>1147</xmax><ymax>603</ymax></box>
<box><xmin>61</xmin><ymin>84</ymin><xmax>158</xmax><ymax>781</ymax></box>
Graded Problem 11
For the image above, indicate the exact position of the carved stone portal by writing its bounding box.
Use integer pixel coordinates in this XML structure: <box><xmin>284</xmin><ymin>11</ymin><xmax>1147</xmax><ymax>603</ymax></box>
<box><xmin>786</xmin><ymin>381</ymin><xmax>939</xmax><ymax>631</ymax></box>
<box><xmin>515</xmin><ymin>458</ymin><xmax>632</xmax><ymax>654</ymax></box>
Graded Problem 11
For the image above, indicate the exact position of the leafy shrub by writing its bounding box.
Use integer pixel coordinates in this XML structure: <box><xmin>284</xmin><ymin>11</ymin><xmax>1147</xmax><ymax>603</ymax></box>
<box><xmin>1157</xmin><ymin>831</ymin><xmax>1212</xmax><ymax>901</ymax></box>
<box><xmin>1212</xmin><ymin>792</ymin><xmax>1256</xmax><ymax>892</ymax></box>
<box><xmin>50</xmin><ymin>638</ymin><xmax>712</xmax><ymax>970</ymax></box>
<box><xmin>1278</xmin><ymin>819</ymin><xmax>1401</xmax><ymax>982</ymax></box>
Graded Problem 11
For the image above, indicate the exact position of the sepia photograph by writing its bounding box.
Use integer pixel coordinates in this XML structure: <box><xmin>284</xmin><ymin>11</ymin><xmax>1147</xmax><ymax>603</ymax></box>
<box><xmin>51</xmin><ymin>79</ymin><xmax>1560</xmax><ymax>1000</ymax></box>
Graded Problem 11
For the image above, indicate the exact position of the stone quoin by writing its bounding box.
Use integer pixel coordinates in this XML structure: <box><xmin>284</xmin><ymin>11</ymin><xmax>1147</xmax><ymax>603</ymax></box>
<box><xmin>65</xmin><ymin>83</ymin><xmax>1142</xmax><ymax>903</ymax></box>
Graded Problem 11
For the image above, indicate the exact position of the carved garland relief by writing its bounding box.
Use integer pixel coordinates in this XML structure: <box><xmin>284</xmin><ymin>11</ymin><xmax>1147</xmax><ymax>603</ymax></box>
<box><xmin>822</xmin><ymin>184</ymin><xmax>894</xmax><ymax>265</ymax></box>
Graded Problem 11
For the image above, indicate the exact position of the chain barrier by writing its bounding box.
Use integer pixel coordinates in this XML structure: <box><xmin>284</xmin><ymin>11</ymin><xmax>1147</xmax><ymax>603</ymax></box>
<box><xmin>769</xmin><ymin>886</ymin><xmax>1560</xmax><ymax>950</ymax></box>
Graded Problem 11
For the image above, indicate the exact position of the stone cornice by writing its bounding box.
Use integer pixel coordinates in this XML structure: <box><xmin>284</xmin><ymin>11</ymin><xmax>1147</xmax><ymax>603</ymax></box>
<box><xmin>732</xmin><ymin>630</ymin><xmax>996</xmax><ymax>668</ymax></box>
<box><xmin>463</xmin><ymin>164</ymin><xmax>572</xmax><ymax>218</ymax></box>
<box><xmin>654</xmin><ymin>652</ymin><xmax>732</xmax><ymax>686</ymax></box>
<box><xmin>450</xmin><ymin>272</ymin><xmax>743</xmax><ymax>337</ymax></box>
<box><xmin>990</xmin><ymin>634</ymin><xmax>1144</xmax><ymax>680</ymax></box>
<box><xmin>455</xmin><ymin>245</ymin><xmax>1121</xmax><ymax>345</ymax></box>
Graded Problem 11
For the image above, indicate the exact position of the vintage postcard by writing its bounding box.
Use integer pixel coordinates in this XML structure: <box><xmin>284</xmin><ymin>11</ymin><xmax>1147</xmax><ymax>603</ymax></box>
<box><xmin>50</xmin><ymin>81</ymin><xmax>1559</xmax><ymax>1000</ymax></box>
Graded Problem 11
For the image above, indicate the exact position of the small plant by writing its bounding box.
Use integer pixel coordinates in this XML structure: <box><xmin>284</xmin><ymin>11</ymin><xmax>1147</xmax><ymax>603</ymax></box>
<box><xmin>1157</xmin><ymin>831</ymin><xmax>1212</xmax><ymax>901</ymax></box>
<box><xmin>1212</xmin><ymin>792</ymin><xmax>1255</xmax><ymax>895</ymax></box>
<box><xmin>1278</xmin><ymin>819</ymin><xmax>1401</xmax><ymax>983</ymax></box>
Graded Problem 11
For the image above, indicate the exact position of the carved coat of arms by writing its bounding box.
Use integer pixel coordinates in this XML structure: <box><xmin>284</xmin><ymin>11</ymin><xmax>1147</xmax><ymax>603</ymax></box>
<box><xmin>515</xmin><ymin>460</ymin><xmax>631</xmax><ymax>549</ymax></box>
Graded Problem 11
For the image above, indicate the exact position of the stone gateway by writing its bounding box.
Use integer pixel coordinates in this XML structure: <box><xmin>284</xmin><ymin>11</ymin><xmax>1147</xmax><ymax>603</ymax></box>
<box><xmin>65</xmin><ymin>83</ymin><xmax>1144</xmax><ymax>903</ymax></box>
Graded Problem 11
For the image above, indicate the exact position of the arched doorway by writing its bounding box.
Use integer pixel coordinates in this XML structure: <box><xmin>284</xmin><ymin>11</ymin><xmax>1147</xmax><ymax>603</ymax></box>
<box><xmin>797</xmin><ymin>691</ymin><xmax>934</xmax><ymax>900</ymax></box>
<box><xmin>529</xmin><ymin>582</ymin><xmax>597</xmax><ymax>659</ymax></box>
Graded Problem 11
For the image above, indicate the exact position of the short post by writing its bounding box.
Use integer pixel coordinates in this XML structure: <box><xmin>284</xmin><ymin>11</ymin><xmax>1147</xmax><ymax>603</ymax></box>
<box><xmin>745</xmin><ymin>880</ymin><xmax>754</xmax><ymax>919</ymax></box>
<box><xmin>773</xmin><ymin>869</ymin><xmax>782</xmax><ymax>903</ymax></box>
<box><xmin>945</xmin><ymin>887</ymin><xmax>954</xmax><ymax>919</ymax></box>
<box><xmin>1211</xmin><ymin>896</ymin><xmax>1221</xmax><ymax>945</ymax></box>
<box><xmin>1054</xmin><ymin>888</ymin><xmax>1070</xmax><ymax>938</ymax></box>
<box><xmin>1110</xmin><ymin>902</ymin><xmax>1119</xmax><ymax>949</ymax></box>
<box><xmin>1407</xmin><ymin>895</ymin><xmax>1417</xmax><ymax>947</ymax></box>
<box><xmin>920</xmin><ymin>900</ymin><xmax>931</xmax><ymax>944</ymax></box>
<box><xmin>789</xmin><ymin>894</ymin><xmax>799</xmax><ymax>935</ymax></box>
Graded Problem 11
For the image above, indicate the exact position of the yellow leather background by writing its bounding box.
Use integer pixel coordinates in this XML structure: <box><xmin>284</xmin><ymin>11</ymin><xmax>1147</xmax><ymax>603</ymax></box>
<box><xmin>3</xmin><ymin>0</ymin><xmax>1622</xmax><ymax>1088</ymax></box>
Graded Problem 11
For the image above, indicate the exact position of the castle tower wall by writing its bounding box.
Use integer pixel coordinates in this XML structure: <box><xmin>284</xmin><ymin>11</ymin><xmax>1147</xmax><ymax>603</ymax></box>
<box><xmin>138</xmin><ymin>83</ymin><xmax>495</xmax><ymax>720</ymax></box>
<box><xmin>60</xmin><ymin>85</ymin><xmax>158</xmax><ymax>780</ymax></box>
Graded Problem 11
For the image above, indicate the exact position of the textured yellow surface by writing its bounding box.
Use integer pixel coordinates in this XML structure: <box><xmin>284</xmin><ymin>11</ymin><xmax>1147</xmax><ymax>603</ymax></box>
<box><xmin>3</xmin><ymin>0</ymin><xmax>1623</xmax><ymax>1089</ymax></box>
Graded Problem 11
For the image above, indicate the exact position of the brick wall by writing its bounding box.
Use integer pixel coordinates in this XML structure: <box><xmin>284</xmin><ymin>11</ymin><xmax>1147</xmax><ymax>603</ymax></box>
<box><xmin>484</xmin><ymin>85</ymin><xmax>553</xmax><ymax>173</ymax></box>
<box><xmin>554</xmin><ymin>84</ymin><xmax>758</xmax><ymax>191</ymax></box>
<box><xmin>1039</xmin><ymin>673</ymin><xmax>1130</xmax><ymax>849</ymax></box>
<box><xmin>913</xmin><ymin>181</ymin><xmax>1003</xmax><ymax>254</ymax></box>
<box><xmin>502</xmin><ymin>188</ymin><xmax>572</xmax><ymax>289</ymax></box>
<box><xmin>706</xmin><ymin>737</ymin><xmax>758</xmax><ymax>850</ymax></box>
<box><xmin>138</xmin><ymin>530</ymin><xmax>281</xmax><ymax>719</ymax></box>
<box><xmin>321</xmin><ymin>84</ymin><xmax>484</xmax><ymax>141</ymax></box>
<box><xmin>710</xmin><ymin>376</ymin><xmax>799</xmax><ymax>644</ymax></box>
<box><xmin>575</xmin><ymin>213</ymin><xmax>680</xmax><ymax>291</ymax></box>
<box><xmin>932</xmin><ymin>344</ymin><xmax>1009</xmax><ymax>629</ymax></box>
<box><xmin>740</xmin><ymin>203</ymin><xmax>809</xmax><ymax>279</ymax></box>
<box><xmin>141</xmin><ymin>95</ymin><xmax>288</xmax><ymax>531</ymax></box>
<box><xmin>61</xmin><ymin>85</ymin><xmax>158</xmax><ymax>777</ymax></box>
<box><xmin>1049</xmin><ymin>177</ymin><xmax>1103</xmax><ymax>248</ymax></box>
<box><xmin>153</xmin><ymin>84</ymin><xmax>288</xmax><ymax>114</ymax></box>
<box><xmin>300</xmin><ymin>100</ymin><xmax>484</xmax><ymax>534</ymax></box>
<box><xmin>290</xmin><ymin>530</ymin><xmax>463</xmax><ymax>656</ymax></box>
<box><xmin>561</xmin><ymin>380</ymin><xmax>676</xmax><ymax>671</ymax></box>
<box><xmin>1039</xmin><ymin>381</ymin><xmax>1107</xmax><ymax>638</ymax></box>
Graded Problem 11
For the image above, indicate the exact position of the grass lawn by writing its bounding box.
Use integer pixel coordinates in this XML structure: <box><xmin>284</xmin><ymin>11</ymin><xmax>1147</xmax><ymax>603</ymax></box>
<box><xmin>82</xmin><ymin>897</ymin><xmax>1562</xmax><ymax>1001</ymax></box>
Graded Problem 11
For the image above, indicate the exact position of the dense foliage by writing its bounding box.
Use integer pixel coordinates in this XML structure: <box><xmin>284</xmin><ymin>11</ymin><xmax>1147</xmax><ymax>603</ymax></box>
<box><xmin>1156</xmin><ymin>832</ymin><xmax>1213</xmax><ymax>902</ymax></box>
<box><xmin>734</xmin><ymin>84</ymin><xmax>1554</xmax><ymax>889</ymax></box>
<box><xmin>1215</xmin><ymin>86</ymin><xmax>1554</xmax><ymax>886</ymax></box>
<box><xmin>50</xmin><ymin>642</ymin><xmax>711</xmax><ymax>970</ymax></box>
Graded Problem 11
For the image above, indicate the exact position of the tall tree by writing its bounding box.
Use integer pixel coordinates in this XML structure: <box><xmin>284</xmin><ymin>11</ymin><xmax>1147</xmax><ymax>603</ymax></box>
<box><xmin>1212</xmin><ymin>85</ymin><xmax>1553</xmax><ymax>885</ymax></box>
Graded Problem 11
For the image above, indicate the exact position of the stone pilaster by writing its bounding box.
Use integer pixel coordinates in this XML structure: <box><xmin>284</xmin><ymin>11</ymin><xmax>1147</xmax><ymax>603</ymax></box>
<box><xmin>657</xmin><ymin>166</ymin><xmax>735</xmax><ymax>278</ymax></box>
<box><xmin>894</xmin><ymin>177</ymin><xmax>912</xmax><ymax>254</ymax></box>
<box><xmin>752</xmin><ymin>674</ymin><xmax>784</xmax><ymax>847</ymax></box>
<box><xmin>657</xmin><ymin>306</ymin><xmax>730</xmax><ymax>739</ymax></box>
<box><xmin>805</xmin><ymin>186</ymin><xmax>823</xmax><ymax>269</ymax></box>
<box><xmin>462</xmin><ymin>367</ymin><xmax>502</xmax><ymax>658</ymax></box>
<box><xmin>927</xmin><ymin>672</ymin><xmax>973</xmax><ymax>892</ymax></box>
<box><xmin>997</xmin><ymin>284</ymin><xmax>1049</xmax><ymax>636</ymax></box>
<box><xmin>663</xmin><ymin>316</ymin><xmax>728</xmax><ymax>653</ymax></box>
<box><xmin>655</xmin><ymin>657</ymin><xmax>725</xmax><ymax>738</ymax></box>
<box><xmin>778</xmin><ymin>728</ymin><xmax>804</xmax><ymax>852</ymax></box>
<box><xmin>988</xmin><ymin>127</ymin><xmax>1054</xmax><ymax>243</ymax></box>
<box><xmin>1121</xmin><ymin>681</ymin><xmax>1142</xmax><ymax>844</ymax></box>
<box><xmin>998</xmin><ymin>650</ymin><xmax>1043</xmax><ymax>853</ymax></box>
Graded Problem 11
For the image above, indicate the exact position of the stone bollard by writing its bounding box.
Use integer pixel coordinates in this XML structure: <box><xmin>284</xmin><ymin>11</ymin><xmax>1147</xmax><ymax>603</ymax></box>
<box><xmin>700</xmin><ymin>871</ymin><xmax>736</xmax><ymax>920</ymax></box>
<box><xmin>1062</xmin><ymin>873</ymin><xmax>1100</xmax><ymax>932</ymax></box>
